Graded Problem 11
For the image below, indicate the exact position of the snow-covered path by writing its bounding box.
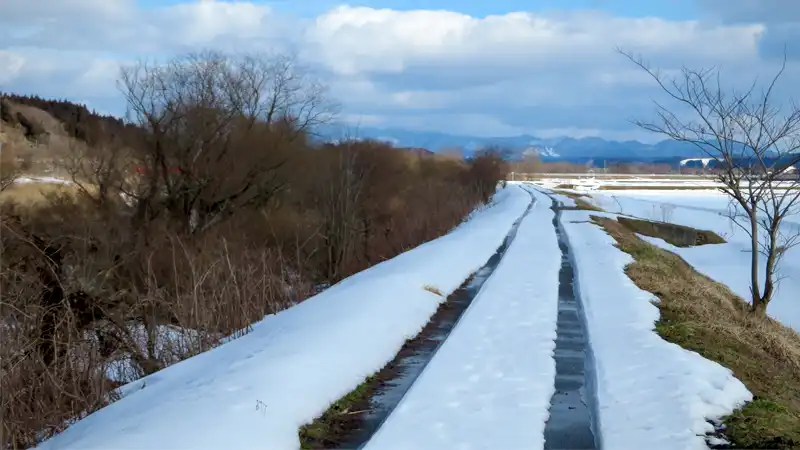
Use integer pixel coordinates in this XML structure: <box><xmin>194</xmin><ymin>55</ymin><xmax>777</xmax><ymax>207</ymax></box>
<box><xmin>559</xmin><ymin>206</ymin><xmax>752</xmax><ymax>450</ymax></box>
<box><xmin>363</xmin><ymin>188</ymin><xmax>562</xmax><ymax>450</ymax></box>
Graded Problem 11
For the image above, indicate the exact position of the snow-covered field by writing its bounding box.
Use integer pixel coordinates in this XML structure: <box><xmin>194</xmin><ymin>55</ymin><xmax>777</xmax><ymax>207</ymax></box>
<box><xmin>536</xmin><ymin>176</ymin><xmax>799</xmax><ymax>192</ymax></box>
<box><xmin>586</xmin><ymin>190</ymin><xmax>800</xmax><ymax>332</ymax></box>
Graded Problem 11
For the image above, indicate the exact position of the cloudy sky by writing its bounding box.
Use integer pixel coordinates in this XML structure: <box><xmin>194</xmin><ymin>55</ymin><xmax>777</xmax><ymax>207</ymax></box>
<box><xmin>1</xmin><ymin>0</ymin><xmax>798</xmax><ymax>142</ymax></box>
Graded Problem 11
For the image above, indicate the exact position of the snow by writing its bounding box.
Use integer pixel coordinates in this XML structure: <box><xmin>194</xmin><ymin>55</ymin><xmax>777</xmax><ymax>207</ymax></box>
<box><xmin>587</xmin><ymin>191</ymin><xmax>800</xmax><ymax>332</ymax></box>
<box><xmin>529</xmin><ymin>177</ymin><xmax>799</xmax><ymax>192</ymax></box>
<box><xmin>550</xmin><ymin>191</ymin><xmax>577</xmax><ymax>208</ymax></box>
<box><xmin>680</xmin><ymin>158</ymin><xmax>717</xmax><ymax>167</ymax></box>
<box><xmin>560</xmin><ymin>207</ymin><xmax>752</xmax><ymax>450</ymax></box>
<box><xmin>34</xmin><ymin>185</ymin><xmax>533</xmax><ymax>450</ymax></box>
<box><xmin>102</xmin><ymin>324</ymin><xmax>207</xmax><ymax>384</ymax></box>
<box><xmin>14</xmin><ymin>176</ymin><xmax>72</xmax><ymax>184</ymax></box>
<box><xmin>364</xmin><ymin>188</ymin><xmax>560</xmax><ymax>450</ymax></box>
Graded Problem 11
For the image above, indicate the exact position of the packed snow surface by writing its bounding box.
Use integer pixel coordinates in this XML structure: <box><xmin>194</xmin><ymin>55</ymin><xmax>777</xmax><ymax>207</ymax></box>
<box><xmin>588</xmin><ymin>191</ymin><xmax>800</xmax><ymax>332</ymax></box>
<box><xmin>364</xmin><ymin>188</ymin><xmax>560</xmax><ymax>450</ymax></box>
<box><xmin>560</xmin><ymin>207</ymin><xmax>752</xmax><ymax>450</ymax></box>
<box><xmin>35</xmin><ymin>185</ymin><xmax>533</xmax><ymax>450</ymax></box>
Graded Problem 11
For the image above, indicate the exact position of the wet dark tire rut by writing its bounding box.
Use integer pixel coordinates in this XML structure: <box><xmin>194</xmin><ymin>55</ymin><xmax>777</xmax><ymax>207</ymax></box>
<box><xmin>540</xmin><ymin>189</ymin><xmax>600</xmax><ymax>450</ymax></box>
<box><xmin>301</xmin><ymin>190</ymin><xmax>536</xmax><ymax>450</ymax></box>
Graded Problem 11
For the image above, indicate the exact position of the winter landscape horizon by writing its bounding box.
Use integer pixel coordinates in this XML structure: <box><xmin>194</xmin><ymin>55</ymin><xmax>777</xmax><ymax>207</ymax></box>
<box><xmin>2</xmin><ymin>1</ymin><xmax>800</xmax><ymax>449</ymax></box>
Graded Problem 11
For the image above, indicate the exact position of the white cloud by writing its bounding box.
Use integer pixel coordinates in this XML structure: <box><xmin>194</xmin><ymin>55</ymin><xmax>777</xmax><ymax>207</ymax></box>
<box><xmin>306</xmin><ymin>7</ymin><xmax>763</xmax><ymax>75</ymax></box>
<box><xmin>0</xmin><ymin>0</ymin><xmax>798</xmax><ymax>142</ymax></box>
<box><xmin>0</xmin><ymin>51</ymin><xmax>25</xmax><ymax>85</ymax></box>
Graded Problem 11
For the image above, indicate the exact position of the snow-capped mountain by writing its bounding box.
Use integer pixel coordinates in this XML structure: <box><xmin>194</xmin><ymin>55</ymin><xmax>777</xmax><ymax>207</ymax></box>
<box><xmin>314</xmin><ymin>124</ymin><xmax>710</xmax><ymax>162</ymax></box>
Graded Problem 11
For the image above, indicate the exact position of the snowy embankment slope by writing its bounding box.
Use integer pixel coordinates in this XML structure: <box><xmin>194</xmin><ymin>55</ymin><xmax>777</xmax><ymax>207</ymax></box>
<box><xmin>559</xmin><ymin>207</ymin><xmax>752</xmax><ymax>450</ymax></box>
<box><xmin>364</xmin><ymin>188</ymin><xmax>560</xmax><ymax>450</ymax></box>
<box><xmin>588</xmin><ymin>192</ymin><xmax>800</xmax><ymax>333</ymax></box>
<box><xmin>35</xmin><ymin>186</ymin><xmax>532</xmax><ymax>450</ymax></box>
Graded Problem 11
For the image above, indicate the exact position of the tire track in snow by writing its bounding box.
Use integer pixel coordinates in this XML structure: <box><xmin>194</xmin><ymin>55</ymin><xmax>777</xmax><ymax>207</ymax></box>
<box><xmin>537</xmin><ymin>187</ymin><xmax>600</xmax><ymax>450</ymax></box>
<box><xmin>325</xmin><ymin>188</ymin><xmax>538</xmax><ymax>449</ymax></box>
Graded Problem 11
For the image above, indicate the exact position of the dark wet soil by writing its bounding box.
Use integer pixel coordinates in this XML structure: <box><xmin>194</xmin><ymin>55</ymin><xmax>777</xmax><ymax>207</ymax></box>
<box><xmin>543</xmin><ymin>194</ymin><xmax>599</xmax><ymax>450</ymax></box>
<box><xmin>300</xmin><ymin>191</ymin><xmax>535</xmax><ymax>450</ymax></box>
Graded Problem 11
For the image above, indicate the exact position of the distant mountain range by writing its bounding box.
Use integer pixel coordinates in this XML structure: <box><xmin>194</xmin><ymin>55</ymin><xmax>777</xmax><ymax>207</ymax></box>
<box><xmin>315</xmin><ymin>125</ymin><xmax>708</xmax><ymax>164</ymax></box>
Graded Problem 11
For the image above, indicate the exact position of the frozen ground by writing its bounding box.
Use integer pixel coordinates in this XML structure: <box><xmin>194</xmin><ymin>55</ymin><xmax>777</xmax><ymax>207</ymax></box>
<box><xmin>34</xmin><ymin>185</ymin><xmax>532</xmax><ymax>450</ymax></box>
<box><xmin>559</xmin><ymin>206</ymin><xmax>752</xmax><ymax>450</ymax></box>
<box><xmin>587</xmin><ymin>191</ymin><xmax>800</xmax><ymax>332</ymax></box>
<box><xmin>363</xmin><ymin>188</ymin><xmax>560</xmax><ymax>450</ymax></box>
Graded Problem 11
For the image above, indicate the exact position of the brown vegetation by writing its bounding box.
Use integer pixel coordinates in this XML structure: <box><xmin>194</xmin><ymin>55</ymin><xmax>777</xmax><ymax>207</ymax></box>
<box><xmin>616</xmin><ymin>216</ymin><xmax>726</xmax><ymax>247</ymax></box>
<box><xmin>595</xmin><ymin>216</ymin><xmax>800</xmax><ymax>448</ymax></box>
<box><xmin>509</xmin><ymin>153</ymin><xmax>675</xmax><ymax>178</ymax></box>
<box><xmin>0</xmin><ymin>51</ymin><xmax>508</xmax><ymax>449</ymax></box>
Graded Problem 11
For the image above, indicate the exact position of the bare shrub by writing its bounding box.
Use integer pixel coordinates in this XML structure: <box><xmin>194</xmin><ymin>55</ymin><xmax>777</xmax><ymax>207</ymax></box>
<box><xmin>622</xmin><ymin>49</ymin><xmax>800</xmax><ymax>315</ymax></box>
<box><xmin>0</xmin><ymin>143</ymin><xmax>18</xmax><ymax>191</ymax></box>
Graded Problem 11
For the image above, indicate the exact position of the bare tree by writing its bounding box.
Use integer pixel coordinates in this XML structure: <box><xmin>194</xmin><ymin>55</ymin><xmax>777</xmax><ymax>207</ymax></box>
<box><xmin>1</xmin><ymin>110</ymin><xmax>19</xmax><ymax>191</ymax></box>
<box><xmin>621</xmin><ymin>49</ymin><xmax>800</xmax><ymax>315</ymax></box>
<box><xmin>61</xmin><ymin>137</ymin><xmax>132</xmax><ymax>207</ymax></box>
<box><xmin>469</xmin><ymin>147</ymin><xmax>510</xmax><ymax>203</ymax></box>
<box><xmin>117</xmin><ymin>50</ymin><xmax>337</xmax><ymax>234</ymax></box>
<box><xmin>315</xmin><ymin>142</ymin><xmax>370</xmax><ymax>282</ymax></box>
<box><xmin>0</xmin><ymin>152</ymin><xmax>18</xmax><ymax>192</ymax></box>
<box><xmin>515</xmin><ymin>151</ymin><xmax>543</xmax><ymax>176</ymax></box>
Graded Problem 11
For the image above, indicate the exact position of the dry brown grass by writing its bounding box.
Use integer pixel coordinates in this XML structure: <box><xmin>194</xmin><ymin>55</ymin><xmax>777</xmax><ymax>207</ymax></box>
<box><xmin>0</xmin><ymin>182</ymin><xmax>82</xmax><ymax>205</ymax></box>
<box><xmin>423</xmin><ymin>285</ymin><xmax>443</xmax><ymax>296</ymax></box>
<box><xmin>616</xmin><ymin>216</ymin><xmax>726</xmax><ymax>247</ymax></box>
<box><xmin>11</xmin><ymin>104</ymin><xmax>66</xmax><ymax>137</ymax></box>
<box><xmin>594</xmin><ymin>215</ymin><xmax>800</xmax><ymax>448</ymax></box>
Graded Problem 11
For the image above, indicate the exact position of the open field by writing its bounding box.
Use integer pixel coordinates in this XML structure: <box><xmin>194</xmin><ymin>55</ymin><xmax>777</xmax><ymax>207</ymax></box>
<box><xmin>528</xmin><ymin>176</ymin><xmax>800</xmax><ymax>192</ymax></box>
<box><xmin>514</xmin><ymin>172</ymin><xmax>716</xmax><ymax>180</ymax></box>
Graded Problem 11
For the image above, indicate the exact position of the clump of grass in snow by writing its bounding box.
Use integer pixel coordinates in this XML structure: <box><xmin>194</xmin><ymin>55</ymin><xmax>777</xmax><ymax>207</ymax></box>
<box><xmin>616</xmin><ymin>216</ymin><xmax>725</xmax><ymax>247</ymax></box>
<box><xmin>299</xmin><ymin>375</ymin><xmax>377</xmax><ymax>449</ymax></box>
<box><xmin>423</xmin><ymin>285</ymin><xmax>444</xmax><ymax>296</ymax></box>
<box><xmin>594</xmin><ymin>215</ymin><xmax>800</xmax><ymax>449</ymax></box>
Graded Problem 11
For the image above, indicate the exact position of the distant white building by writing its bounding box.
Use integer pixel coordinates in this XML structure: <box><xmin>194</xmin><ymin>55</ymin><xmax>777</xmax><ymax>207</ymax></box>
<box><xmin>679</xmin><ymin>157</ymin><xmax>718</xmax><ymax>168</ymax></box>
